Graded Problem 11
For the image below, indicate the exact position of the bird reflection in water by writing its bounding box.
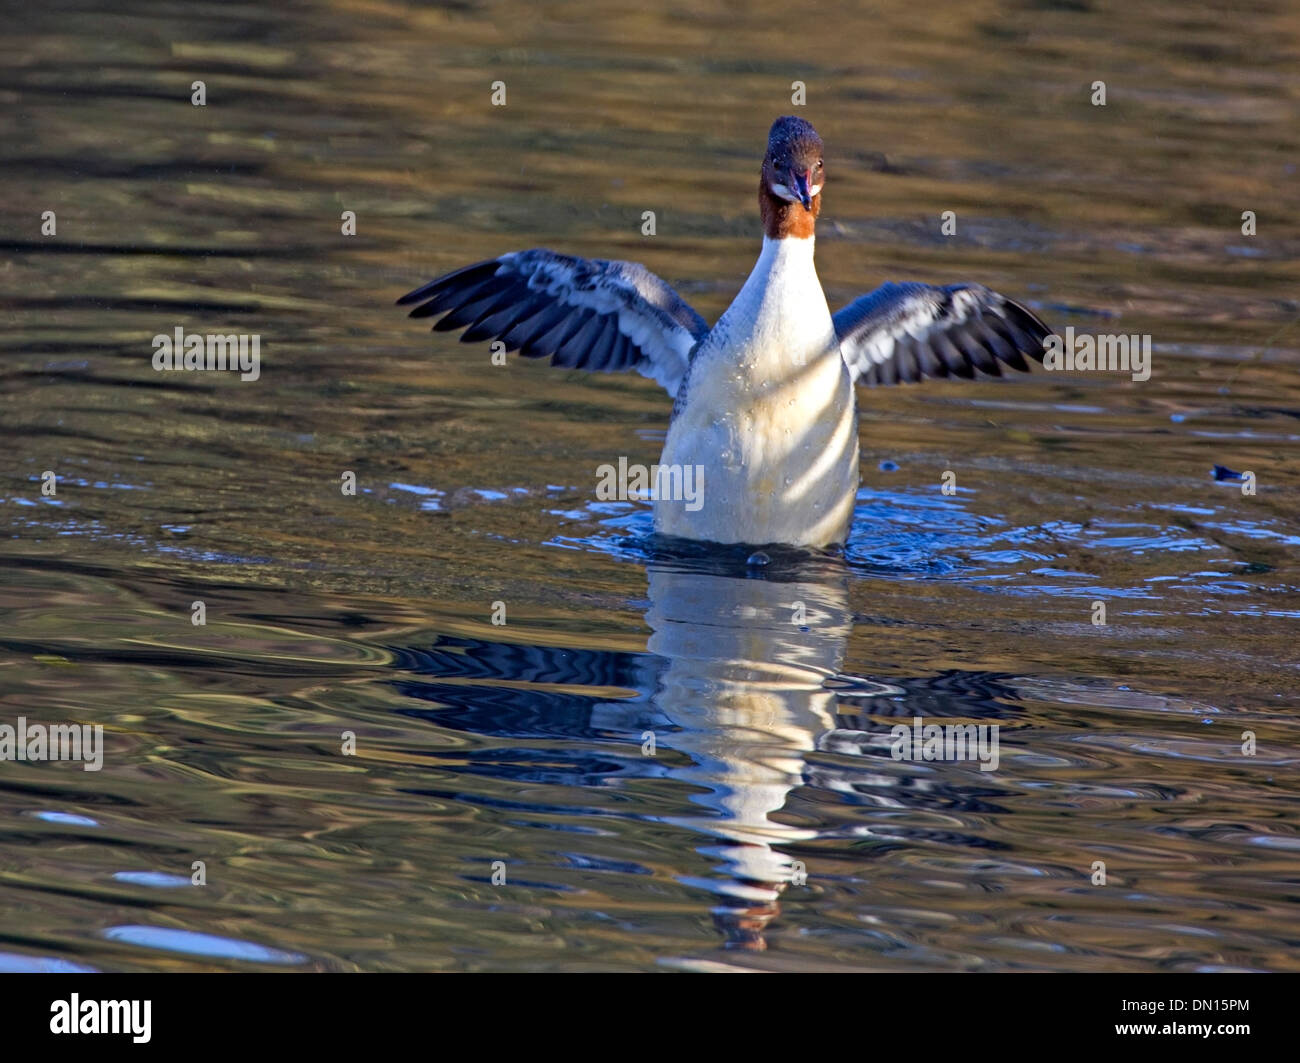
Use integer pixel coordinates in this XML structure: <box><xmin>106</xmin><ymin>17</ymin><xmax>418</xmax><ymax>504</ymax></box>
<box><xmin>645</xmin><ymin>551</ymin><xmax>866</xmax><ymax>949</ymax></box>
<box><xmin>390</xmin><ymin>547</ymin><xmax>1021</xmax><ymax>952</ymax></box>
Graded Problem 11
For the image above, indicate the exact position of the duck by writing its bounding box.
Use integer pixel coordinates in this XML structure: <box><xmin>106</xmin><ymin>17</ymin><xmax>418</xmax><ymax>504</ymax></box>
<box><xmin>397</xmin><ymin>116</ymin><xmax>1052</xmax><ymax>548</ymax></box>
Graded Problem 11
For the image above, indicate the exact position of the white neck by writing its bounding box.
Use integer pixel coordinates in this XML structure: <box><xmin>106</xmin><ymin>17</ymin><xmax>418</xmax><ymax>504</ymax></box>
<box><xmin>712</xmin><ymin>235</ymin><xmax>832</xmax><ymax>374</ymax></box>
<box><xmin>754</xmin><ymin>232</ymin><xmax>815</xmax><ymax>267</ymax></box>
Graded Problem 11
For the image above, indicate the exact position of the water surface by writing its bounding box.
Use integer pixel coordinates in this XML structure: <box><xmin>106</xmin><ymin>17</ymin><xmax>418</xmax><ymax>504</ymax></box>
<box><xmin>2</xmin><ymin>0</ymin><xmax>1298</xmax><ymax>971</ymax></box>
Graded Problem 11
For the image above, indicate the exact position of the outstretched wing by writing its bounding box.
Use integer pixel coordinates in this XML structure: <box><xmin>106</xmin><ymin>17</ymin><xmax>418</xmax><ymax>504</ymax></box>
<box><xmin>397</xmin><ymin>249</ymin><xmax>709</xmax><ymax>397</ymax></box>
<box><xmin>834</xmin><ymin>282</ymin><xmax>1052</xmax><ymax>386</ymax></box>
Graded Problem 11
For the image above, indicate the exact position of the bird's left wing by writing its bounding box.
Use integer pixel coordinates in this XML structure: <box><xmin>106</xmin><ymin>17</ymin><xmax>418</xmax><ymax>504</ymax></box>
<box><xmin>833</xmin><ymin>282</ymin><xmax>1052</xmax><ymax>386</ymax></box>
<box><xmin>397</xmin><ymin>249</ymin><xmax>709</xmax><ymax>397</ymax></box>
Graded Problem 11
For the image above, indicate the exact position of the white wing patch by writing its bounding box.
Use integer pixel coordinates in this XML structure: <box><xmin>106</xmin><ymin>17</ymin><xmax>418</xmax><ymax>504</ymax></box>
<box><xmin>833</xmin><ymin>282</ymin><xmax>1053</xmax><ymax>386</ymax></box>
<box><xmin>399</xmin><ymin>249</ymin><xmax>709</xmax><ymax>398</ymax></box>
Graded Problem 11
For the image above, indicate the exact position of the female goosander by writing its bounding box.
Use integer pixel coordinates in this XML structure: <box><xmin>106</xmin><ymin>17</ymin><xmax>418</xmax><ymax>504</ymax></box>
<box><xmin>398</xmin><ymin>116</ymin><xmax>1052</xmax><ymax>548</ymax></box>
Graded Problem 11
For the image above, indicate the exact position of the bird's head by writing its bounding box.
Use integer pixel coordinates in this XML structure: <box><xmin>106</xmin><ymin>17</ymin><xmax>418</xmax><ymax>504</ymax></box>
<box><xmin>760</xmin><ymin>116</ymin><xmax>824</xmax><ymax>239</ymax></box>
<box><xmin>763</xmin><ymin>115</ymin><xmax>824</xmax><ymax>211</ymax></box>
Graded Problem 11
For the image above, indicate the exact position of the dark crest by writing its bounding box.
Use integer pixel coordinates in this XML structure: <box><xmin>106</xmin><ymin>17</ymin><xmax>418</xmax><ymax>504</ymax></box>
<box><xmin>766</xmin><ymin>116</ymin><xmax>823</xmax><ymax>169</ymax></box>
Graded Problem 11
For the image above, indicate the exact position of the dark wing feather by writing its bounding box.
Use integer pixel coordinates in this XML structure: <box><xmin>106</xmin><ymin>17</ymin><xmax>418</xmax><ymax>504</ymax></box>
<box><xmin>834</xmin><ymin>282</ymin><xmax>1052</xmax><ymax>386</ymax></box>
<box><xmin>398</xmin><ymin>249</ymin><xmax>709</xmax><ymax>397</ymax></box>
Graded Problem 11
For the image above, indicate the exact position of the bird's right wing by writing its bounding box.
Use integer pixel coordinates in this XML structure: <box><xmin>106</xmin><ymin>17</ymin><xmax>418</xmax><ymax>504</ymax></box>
<box><xmin>397</xmin><ymin>249</ymin><xmax>709</xmax><ymax>398</ymax></box>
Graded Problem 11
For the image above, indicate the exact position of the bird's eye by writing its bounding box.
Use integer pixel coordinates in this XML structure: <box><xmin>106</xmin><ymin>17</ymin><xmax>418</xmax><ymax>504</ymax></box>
<box><xmin>816</xmin><ymin>160</ymin><xmax>824</xmax><ymax>170</ymax></box>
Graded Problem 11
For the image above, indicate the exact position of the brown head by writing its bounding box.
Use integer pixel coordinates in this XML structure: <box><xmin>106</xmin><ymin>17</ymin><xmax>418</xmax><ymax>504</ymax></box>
<box><xmin>759</xmin><ymin>116</ymin><xmax>824</xmax><ymax>240</ymax></box>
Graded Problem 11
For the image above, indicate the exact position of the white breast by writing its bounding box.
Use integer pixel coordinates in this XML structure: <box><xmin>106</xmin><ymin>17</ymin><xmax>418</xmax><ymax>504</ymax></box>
<box><xmin>656</xmin><ymin>236</ymin><xmax>859</xmax><ymax>547</ymax></box>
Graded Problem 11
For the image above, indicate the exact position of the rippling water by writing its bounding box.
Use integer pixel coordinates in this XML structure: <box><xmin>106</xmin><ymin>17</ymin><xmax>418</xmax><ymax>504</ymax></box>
<box><xmin>2</xmin><ymin>0</ymin><xmax>1298</xmax><ymax>972</ymax></box>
